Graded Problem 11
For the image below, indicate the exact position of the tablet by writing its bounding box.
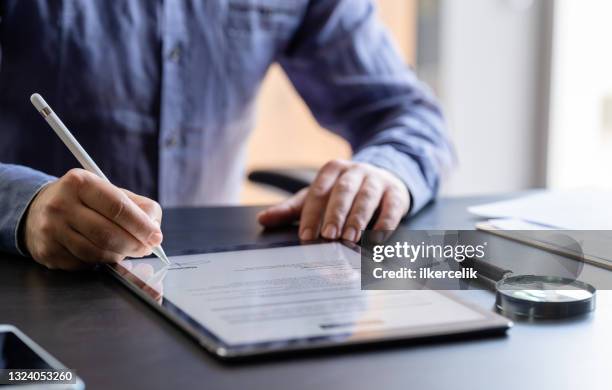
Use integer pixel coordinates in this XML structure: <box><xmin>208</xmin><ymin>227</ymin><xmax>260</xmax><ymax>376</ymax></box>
<box><xmin>107</xmin><ymin>241</ymin><xmax>511</xmax><ymax>359</ymax></box>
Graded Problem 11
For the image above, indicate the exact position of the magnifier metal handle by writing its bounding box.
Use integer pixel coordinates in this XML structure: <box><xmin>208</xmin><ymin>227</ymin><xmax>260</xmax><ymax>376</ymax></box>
<box><xmin>461</xmin><ymin>257</ymin><xmax>513</xmax><ymax>282</ymax></box>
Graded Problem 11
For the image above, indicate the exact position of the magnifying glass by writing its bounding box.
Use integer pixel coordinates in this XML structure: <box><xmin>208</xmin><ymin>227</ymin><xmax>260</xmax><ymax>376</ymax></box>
<box><xmin>461</xmin><ymin>257</ymin><xmax>596</xmax><ymax>320</ymax></box>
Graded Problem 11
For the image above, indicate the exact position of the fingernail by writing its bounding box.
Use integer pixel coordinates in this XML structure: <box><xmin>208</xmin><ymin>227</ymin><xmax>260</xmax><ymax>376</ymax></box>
<box><xmin>148</xmin><ymin>232</ymin><xmax>163</xmax><ymax>246</ymax></box>
<box><xmin>343</xmin><ymin>227</ymin><xmax>357</xmax><ymax>242</ymax></box>
<box><xmin>300</xmin><ymin>228</ymin><xmax>314</xmax><ymax>241</ymax></box>
<box><xmin>323</xmin><ymin>224</ymin><xmax>338</xmax><ymax>239</ymax></box>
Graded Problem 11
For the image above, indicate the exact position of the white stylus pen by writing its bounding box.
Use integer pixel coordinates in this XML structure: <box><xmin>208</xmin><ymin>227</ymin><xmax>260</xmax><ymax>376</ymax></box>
<box><xmin>30</xmin><ymin>93</ymin><xmax>171</xmax><ymax>266</ymax></box>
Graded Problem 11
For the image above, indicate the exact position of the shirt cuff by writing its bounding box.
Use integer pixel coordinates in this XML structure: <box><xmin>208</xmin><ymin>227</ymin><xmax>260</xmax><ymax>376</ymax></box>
<box><xmin>0</xmin><ymin>165</ymin><xmax>55</xmax><ymax>256</ymax></box>
<box><xmin>353</xmin><ymin>145</ymin><xmax>435</xmax><ymax>216</ymax></box>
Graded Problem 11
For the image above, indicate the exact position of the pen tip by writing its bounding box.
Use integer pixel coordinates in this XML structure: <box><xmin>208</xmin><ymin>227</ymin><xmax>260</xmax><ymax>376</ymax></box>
<box><xmin>153</xmin><ymin>246</ymin><xmax>171</xmax><ymax>265</ymax></box>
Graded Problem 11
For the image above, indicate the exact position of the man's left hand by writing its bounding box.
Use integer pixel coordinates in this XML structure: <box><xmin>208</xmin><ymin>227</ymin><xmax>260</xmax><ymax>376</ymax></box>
<box><xmin>257</xmin><ymin>159</ymin><xmax>410</xmax><ymax>242</ymax></box>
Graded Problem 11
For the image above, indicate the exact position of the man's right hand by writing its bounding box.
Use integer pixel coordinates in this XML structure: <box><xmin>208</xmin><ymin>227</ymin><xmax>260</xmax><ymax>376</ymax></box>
<box><xmin>22</xmin><ymin>169</ymin><xmax>163</xmax><ymax>270</ymax></box>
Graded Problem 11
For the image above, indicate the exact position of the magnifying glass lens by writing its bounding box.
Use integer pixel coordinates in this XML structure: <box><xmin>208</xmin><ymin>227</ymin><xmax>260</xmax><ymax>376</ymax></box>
<box><xmin>495</xmin><ymin>275</ymin><xmax>596</xmax><ymax>319</ymax></box>
<box><xmin>502</xmin><ymin>285</ymin><xmax>593</xmax><ymax>303</ymax></box>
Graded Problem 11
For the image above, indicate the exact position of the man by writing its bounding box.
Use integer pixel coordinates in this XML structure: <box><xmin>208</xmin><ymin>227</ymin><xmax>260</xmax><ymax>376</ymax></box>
<box><xmin>0</xmin><ymin>0</ymin><xmax>453</xmax><ymax>270</ymax></box>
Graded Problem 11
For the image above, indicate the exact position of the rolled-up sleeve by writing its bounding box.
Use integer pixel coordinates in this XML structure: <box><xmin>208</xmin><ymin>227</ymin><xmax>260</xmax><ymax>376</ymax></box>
<box><xmin>0</xmin><ymin>163</ymin><xmax>55</xmax><ymax>255</ymax></box>
<box><xmin>279</xmin><ymin>0</ymin><xmax>455</xmax><ymax>214</ymax></box>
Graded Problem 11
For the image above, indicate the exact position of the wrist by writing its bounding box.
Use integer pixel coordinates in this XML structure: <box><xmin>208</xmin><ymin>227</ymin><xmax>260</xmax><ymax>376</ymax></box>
<box><xmin>16</xmin><ymin>182</ymin><xmax>52</xmax><ymax>257</ymax></box>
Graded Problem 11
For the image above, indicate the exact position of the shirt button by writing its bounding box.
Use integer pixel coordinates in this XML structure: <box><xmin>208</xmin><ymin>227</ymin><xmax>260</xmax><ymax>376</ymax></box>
<box><xmin>164</xmin><ymin>135</ymin><xmax>178</xmax><ymax>148</ymax></box>
<box><xmin>168</xmin><ymin>45</ymin><xmax>182</xmax><ymax>63</ymax></box>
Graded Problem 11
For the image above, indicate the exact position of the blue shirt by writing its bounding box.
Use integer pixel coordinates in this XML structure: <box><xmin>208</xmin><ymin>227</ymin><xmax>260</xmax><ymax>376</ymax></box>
<box><xmin>0</xmin><ymin>0</ymin><xmax>453</xmax><ymax>255</ymax></box>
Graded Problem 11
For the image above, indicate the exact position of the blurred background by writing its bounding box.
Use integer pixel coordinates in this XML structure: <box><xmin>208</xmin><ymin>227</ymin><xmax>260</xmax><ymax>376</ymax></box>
<box><xmin>241</xmin><ymin>0</ymin><xmax>611</xmax><ymax>204</ymax></box>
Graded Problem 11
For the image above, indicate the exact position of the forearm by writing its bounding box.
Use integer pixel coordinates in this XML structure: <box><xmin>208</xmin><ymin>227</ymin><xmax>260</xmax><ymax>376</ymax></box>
<box><xmin>0</xmin><ymin>163</ymin><xmax>55</xmax><ymax>255</ymax></box>
<box><xmin>280</xmin><ymin>0</ymin><xmax>454</xmax><ymax>214</ymax></box>
<box><xmin>352</xmin><ymin>104</ymin><xmax>454</xmax><ymax>215</ymax></box>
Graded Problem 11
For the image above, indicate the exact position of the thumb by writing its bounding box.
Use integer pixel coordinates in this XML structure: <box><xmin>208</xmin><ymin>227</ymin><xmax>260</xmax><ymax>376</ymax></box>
<box><xmin>257</xmin><ymin>188</ymin><xmax>307</xmax><ymax>227</ymax></box>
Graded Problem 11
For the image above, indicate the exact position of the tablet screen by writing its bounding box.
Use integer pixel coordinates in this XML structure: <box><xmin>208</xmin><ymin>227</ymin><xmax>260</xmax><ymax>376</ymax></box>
<box><xmin>110</xmin><ymin>242</ymin><xmax>509</xmax><ymax>357</ymax></box>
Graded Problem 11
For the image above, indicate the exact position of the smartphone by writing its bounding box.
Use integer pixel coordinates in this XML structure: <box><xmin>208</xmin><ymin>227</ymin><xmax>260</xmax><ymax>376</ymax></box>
<box><xmin>0</xmin><ymin>325</ymin><xmax>85</xmax><ymax>389</ymax></box>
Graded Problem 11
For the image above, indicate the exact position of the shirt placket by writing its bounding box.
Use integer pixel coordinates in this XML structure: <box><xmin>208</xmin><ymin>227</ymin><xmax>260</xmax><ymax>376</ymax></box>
<box><xmin>159</xmin><ymin>1</ymin><xmax>186</xmax><ymax>206</ymax></box>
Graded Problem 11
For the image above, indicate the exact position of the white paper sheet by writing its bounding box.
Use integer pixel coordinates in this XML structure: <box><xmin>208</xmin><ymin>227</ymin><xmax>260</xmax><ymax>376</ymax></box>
<box><xmin>120</xmin><ymin>243</ymin><xmax>488</xmax><ymax>346</ymax></box>
<box><xmin>468</xmin><ymin>190</ymin><xmax>612</xmax><ymax>230</ymax></box>
<box><xmin>486</xmin><ymin>218</ymin><xmax>553</xmax><ymax>230</ymax></box>
<box><xmin>479</xmin><ymin>219</ymin><xmax>612</xmax><ymax>269</ymax></box>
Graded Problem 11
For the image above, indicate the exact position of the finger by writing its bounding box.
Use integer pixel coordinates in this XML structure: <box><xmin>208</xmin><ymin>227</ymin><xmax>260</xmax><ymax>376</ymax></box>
<box><xmin>75</xmin><ymin>174</ymin><xmax>162</xmax><ymax>246</ymax></box>
<box><xmin>123</xmin><ymin>189</ymin><xmax>163</xmax><ymax>226</ymax></box>
<box><xmin>299</xmin><ymin>160</ymin><xmax>348</xmax><ymax>240</ymax></box>
<box><xmin>372</xmin><ymin>188</ymin><xmax>409</xmax><ymax>231</ymax></box>
<box><xmin>39</xmin><ymin>244</ymin><xmax>91</xmax><ymax>271</ymax></box>
<box><xmin>67</xmin><ymin>204</ymin><xmax>151</xmax><ymax>258</ymax></box>
<box><xmin>58</xmin><ymin>225</ymin><xmax>126</xmax><ymax>264</ymax></box>
<box><xmin>257</xmin><ymin>188</ymin><xmax>307</xmax><ymax>227</ymax></box>
<box><xmin>321</xmin><ymin>169</ymin><xmax>365</xmax><ymax>240</ymax></box>
<box><xmin>342</xmin><ymin>177</ymin><xmax>384</xmax><ymax>242</ymax></box>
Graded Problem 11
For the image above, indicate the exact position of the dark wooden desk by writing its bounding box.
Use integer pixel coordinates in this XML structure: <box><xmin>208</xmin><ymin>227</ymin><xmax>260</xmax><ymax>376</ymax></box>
<box><xmin>1</xmin><ymin>196</ymin><xmax>610</xmax><ymax>390</ymax></box>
